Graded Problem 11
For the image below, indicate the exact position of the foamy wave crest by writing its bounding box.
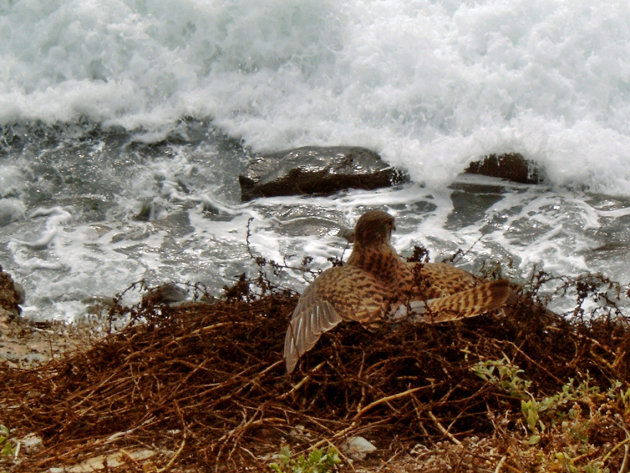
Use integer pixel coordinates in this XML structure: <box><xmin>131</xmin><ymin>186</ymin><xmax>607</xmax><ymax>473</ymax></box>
<box><xmin>3</xmin><ymin>0</ymin><xmax>630</xmax><ymax>193</ymax></box>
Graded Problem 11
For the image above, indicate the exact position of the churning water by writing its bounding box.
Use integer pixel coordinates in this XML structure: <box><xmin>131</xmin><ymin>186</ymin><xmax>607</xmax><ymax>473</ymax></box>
<box><xmin>2</xmin><ymin>0</ymin><xmax>630</xmax><ymax>320</ymax></box>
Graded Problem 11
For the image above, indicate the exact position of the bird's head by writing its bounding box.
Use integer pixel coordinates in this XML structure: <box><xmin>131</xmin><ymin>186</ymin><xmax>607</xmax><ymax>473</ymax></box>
<box><xmin>353</xmin><ymin>210</ymin><xmax>396</xmax><ymax>246</ymax></box>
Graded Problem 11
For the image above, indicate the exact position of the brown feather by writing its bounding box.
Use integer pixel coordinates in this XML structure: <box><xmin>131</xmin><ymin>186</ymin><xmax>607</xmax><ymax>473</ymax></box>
<box><xmin>283</xmin><ymin>211</ymin><xmax>511</xmax><ymax>373</ymax></box>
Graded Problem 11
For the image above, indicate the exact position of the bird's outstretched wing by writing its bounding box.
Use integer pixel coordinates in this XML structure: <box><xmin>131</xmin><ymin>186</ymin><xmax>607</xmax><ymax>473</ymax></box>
<box><xmin>284</xmin><ymin>265</ymin><xmax>390</xmax><ymax>373</ymax></box>
<box><xmin>392</xmin><ymin>279</ymin><xmax>510</xmax><ymax>323</ymax></box>
<box><xmin>284</xmin><ymin>284</ymin><xmax>343</xmax><ymax>374</ymax></box>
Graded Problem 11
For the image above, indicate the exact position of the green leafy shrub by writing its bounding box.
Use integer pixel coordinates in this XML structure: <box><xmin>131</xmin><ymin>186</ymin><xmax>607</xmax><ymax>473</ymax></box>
<box><xmin>269</xmin><ymin>446</ymin><xmax>341</xmax><ymax>473</ymax></box>
<box><xmin>0</xmin><ymin>425</ymin><xmax>15</xmax><ymax>458</ymax></box>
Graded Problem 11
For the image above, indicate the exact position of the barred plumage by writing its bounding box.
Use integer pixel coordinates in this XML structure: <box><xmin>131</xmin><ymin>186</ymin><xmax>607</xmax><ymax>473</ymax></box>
<box><xmin>284</xmin><ymin>211</ymin><xmax>510</xmax><ymax>373</ymax></box>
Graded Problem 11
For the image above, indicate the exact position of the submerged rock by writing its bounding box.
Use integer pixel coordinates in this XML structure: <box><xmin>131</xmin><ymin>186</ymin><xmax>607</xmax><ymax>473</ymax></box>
<box><xmin>465</xmin><ymin>153</ymin><xmax>543</xmax><ymax>184</ymax></box>
<box><xmin>239</xmin><ymin>146</ymin><xmax>408</xmax><ymax>201</ymax></box>
<box><xmin>142</xmin><ymin>283</ymin><xmax>189</xmax><ymax>306</ymax></box>
<box><xmin>135</xmin><ymin>200</ymin><xmax>161</xmax><ymax>221</ymax></box>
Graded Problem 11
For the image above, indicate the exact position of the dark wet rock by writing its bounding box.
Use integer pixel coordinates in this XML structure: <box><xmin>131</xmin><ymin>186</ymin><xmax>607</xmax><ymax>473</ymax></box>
<box><xmin>465</xmin><ymin>153</ymin><xmax>543</xmax><ymax>184</ymax></box>
<box><xmin>135</xmin><ymin>200</ymin><xmax>159</xmax><ymax>221</ymax></box>
<box><xmin>13</xmin><ymin>281</ymin><xmax>25</xmax><ymax>305</ymax></box>
<box><xmin>0</xmin><ymin>265</ymin><xmax>23</xmax><ymax>316</ymax></box>
<box><xmin>142</xmin><ymin>283</ymin><xmax>189</xmax><ymax>306</ymax></box>
<box><xmin>239</xmin><ymin>146</ymin><xmax>408</xmax><ymax>201</ymax></box>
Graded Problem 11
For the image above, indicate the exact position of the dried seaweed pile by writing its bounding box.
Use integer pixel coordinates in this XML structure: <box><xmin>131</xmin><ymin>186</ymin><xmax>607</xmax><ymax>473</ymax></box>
<box><xmin>2</xmin><ymin>271</ymin><xmax>630</xmax><ymax>472</ymax></box>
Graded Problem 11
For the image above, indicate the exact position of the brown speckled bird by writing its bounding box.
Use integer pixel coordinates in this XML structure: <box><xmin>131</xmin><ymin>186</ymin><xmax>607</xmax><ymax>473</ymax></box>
<box><xmin>283</xmin><ymin>210</ymin><xmax>511</xmax><ymax>373</ymax></box>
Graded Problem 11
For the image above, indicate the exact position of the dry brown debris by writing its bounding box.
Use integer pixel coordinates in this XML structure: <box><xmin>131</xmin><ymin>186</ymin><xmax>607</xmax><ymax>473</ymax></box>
<box><xmin>1</xmin><ymin>267</ymin><xmax>630</xmax><ymax>472</ymax></box>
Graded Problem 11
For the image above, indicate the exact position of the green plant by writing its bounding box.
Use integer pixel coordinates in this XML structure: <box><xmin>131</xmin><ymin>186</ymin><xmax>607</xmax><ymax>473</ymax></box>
<box><xmin>472</xmin><ymin>358</ymin><xmax>607</xmax><ymax>445</ymax></box>
<box><xmin>0</xmin><ymin>425</ymin><xmax>15</xmax><ymax>458</ymax></box>
<box><xmin>471</xmin><ymin>357</ymin><xmax>627</xmax><ymax>471</ymax></box>
<box><xmin>609</xmin><ymin>379</ymin><xmax>630</xmax><ymax>414</ymax></box>
<box><xmin>269</xmin><ymin>445</ymin><xmax>341</xmax><ymax>473</ymax></box>
<box><xmin>472</xmin><ymin>356</ymin><xmax>543</xmax><ymax>444</ymax></box>
<box><xmin>548</xmin><ymin>451</ymin><xmax>609</xmax><ymax>473</ymax></box>
<box><xmin>471</xmin><ymin>355</ymin><xmax>532</xmax><ymax>400</ymax></box>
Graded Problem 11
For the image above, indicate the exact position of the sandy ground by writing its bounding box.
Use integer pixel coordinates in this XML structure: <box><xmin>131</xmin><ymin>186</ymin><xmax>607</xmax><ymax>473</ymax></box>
<box><xmin>0</xmin><ymin>309</ymin><xmax>97</xmax><ymax>369</ymax></box>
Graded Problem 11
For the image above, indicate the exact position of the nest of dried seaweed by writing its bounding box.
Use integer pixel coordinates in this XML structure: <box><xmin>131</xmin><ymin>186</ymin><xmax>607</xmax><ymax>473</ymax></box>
<box><xmin>2</xmin><ymin>262</ymin><xmax>630</xmax><ymax>472</ymax></box>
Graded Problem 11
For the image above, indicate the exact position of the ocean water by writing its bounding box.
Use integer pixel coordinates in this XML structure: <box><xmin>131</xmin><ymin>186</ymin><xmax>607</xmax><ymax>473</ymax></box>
<box><xmin>1</xmin><ymin>0</ymin><xmax>630</xmax><ymax>321</ymax></box>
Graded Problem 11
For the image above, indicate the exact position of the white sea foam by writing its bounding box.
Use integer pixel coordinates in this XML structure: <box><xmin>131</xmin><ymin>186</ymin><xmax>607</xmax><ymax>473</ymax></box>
<box><xmin>0</xmin><ymin>199</ymin><xmax>24</xmax><ymax>226</ymax></box>
<box><xmin>2</xmin><ymin>0</ymin><xmax>630</xmax><ymax>193</ymax></box>
<box><xmin>2</xmin><ymin>1</ymin><xmax>630</xmax><ymax>321</ymax></box>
